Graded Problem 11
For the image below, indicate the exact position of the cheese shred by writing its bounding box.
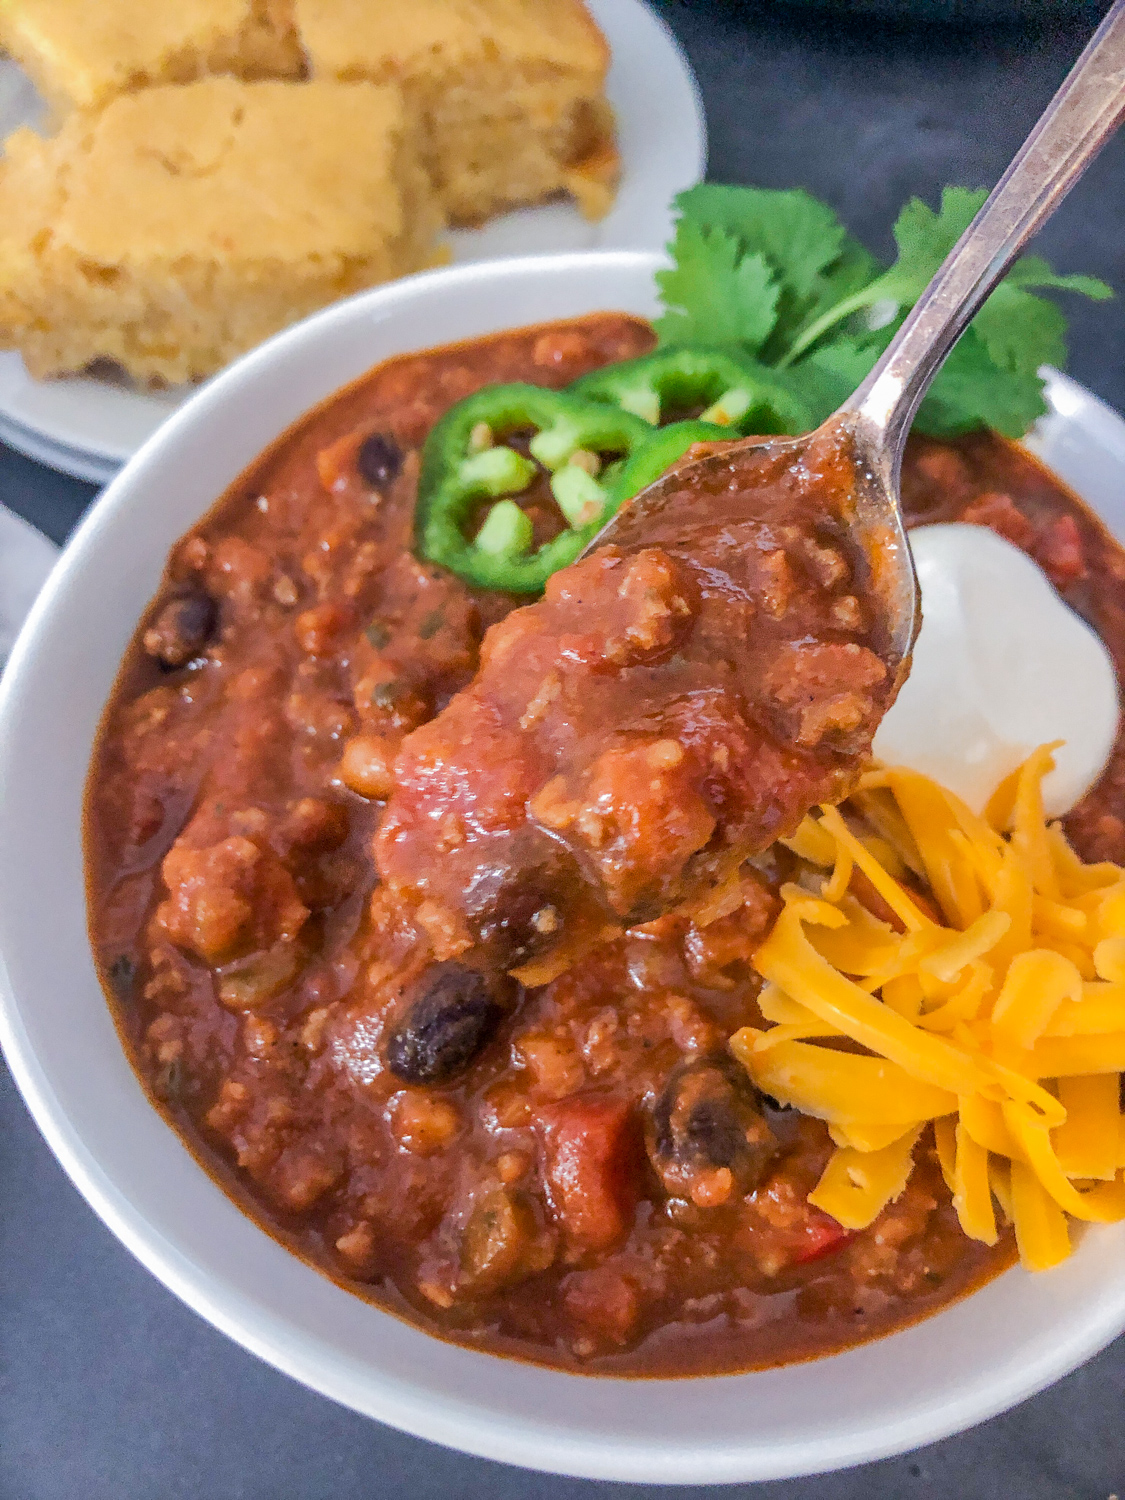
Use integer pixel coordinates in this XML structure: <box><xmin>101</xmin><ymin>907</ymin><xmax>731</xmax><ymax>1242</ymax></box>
<box><xmin>730</xmin><ymin>747</ymin><xmax>1125</xmax><ymax>1271</ymax></box>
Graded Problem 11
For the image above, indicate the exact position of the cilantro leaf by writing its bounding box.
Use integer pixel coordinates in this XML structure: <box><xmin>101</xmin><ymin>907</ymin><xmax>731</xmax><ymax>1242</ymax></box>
<box><xmin>655</xmin><ymin>181</ymin><xmax>1113</xmax><ymax>441</ymax></box>
<box><xmin>785</xmin><ymin>187</ymin><xmax>986</xmax><ymax>362</ymax></box>
<box><xmin>879</xmin><ymin>185</ymin><xmax>986</xmax><ymax>301</ymax></box>
<box><xmin>654</xmin><ymin>220</ymin><xmax>779</xmax><ymax>353</ymax></box>
<box><xmin>670</xmin><ymin>184</ymin><xmax>848</xmax><ymax>301</ymax></box>
<box><xmin>781</xmin><ymin>335</ymin><xmax>887</xmax><ymax>429</ymax></box>
<box><xmin>662</xmin><ymin>184</ymin><xmax>880</xmax><ymax>361</ymax></box>
<box><xmin>916</xmin><ymin>325</ymin><xmax>1049</xmax><ymax>438</ymax></box>
<box><xmin>969</xmin><ymin>257</ymin><xmax>1112</xmax><ymax>385</ymax></box>
<box><xmin>761</xmin><ymin>236</ymin><xmax>882</xmax><ymax>365</ymax></box>
<box><xmin>971</xmin><ymin>279</ymin><xmax>1067</xmax><ymax>375</ymax></box>
<box><xmin>785</xmin><ymin>316</ymin><xmax>1050</xmax><ymax>439</ymax></box>
<box><xmin>1004</xmin><ymin>256</ymin><xmax>1113</xmax><ymax>300</ymax></box>
<box><xmin>789</xmin><ymin>238</ymin><xmax>881</xmax><ymax>323</ymax></box>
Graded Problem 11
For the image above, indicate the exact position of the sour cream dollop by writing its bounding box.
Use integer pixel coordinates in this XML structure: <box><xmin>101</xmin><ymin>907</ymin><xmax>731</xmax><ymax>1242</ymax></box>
<box><xmin>872</xmin><ymin>523</ymin><xmax>1120</xmax><ymax>816</ymax></box>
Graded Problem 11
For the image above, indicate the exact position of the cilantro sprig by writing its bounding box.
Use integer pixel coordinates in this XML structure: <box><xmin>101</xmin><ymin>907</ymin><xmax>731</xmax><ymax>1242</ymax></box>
<box><xmin>655</xmin><ymin>184</ymin><xmax>1112</xmax><ymax>439</ymax></box>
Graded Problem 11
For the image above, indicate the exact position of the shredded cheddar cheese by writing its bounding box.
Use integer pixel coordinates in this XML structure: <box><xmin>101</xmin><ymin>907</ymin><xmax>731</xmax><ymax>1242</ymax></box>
<box><xmin>729</xmin><ymin>746</ymin><xmax>1125</xmax><ymax>1272</ymax></box>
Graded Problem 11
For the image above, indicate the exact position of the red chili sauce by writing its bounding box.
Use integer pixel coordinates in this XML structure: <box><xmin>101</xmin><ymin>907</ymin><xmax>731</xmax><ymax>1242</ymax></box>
<box><xmin>86</xmin><ymin>314</ymin><xmax>1125</xmax><ymax>1375</ymax></box>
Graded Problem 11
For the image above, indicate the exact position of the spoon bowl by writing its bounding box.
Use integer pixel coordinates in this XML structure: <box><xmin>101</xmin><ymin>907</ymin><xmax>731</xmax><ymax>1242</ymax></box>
<box><xmin>593</xmin><ymin>0</ymin><xmax>1125</xmax><ymax>712</ymax></box>
<box><xmin>591</xmin><ymin>414</ymin><xmax>920</xmax><ymax>704</ymax></box>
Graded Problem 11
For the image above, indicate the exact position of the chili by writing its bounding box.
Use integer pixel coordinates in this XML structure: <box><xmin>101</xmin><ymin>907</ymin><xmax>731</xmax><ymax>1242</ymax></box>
<box><xmin>86</xmin><ymin>312</ymin><xmax>1125</xmax><ymax>1378</ymax></box>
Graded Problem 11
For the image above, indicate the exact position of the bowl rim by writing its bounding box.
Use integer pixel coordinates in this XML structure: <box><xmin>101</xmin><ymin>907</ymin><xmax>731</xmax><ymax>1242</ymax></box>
<box><xmin>2</xmin><ymin>248</ymin><xmax>1125</xmax><ymax>1485</ymax></box>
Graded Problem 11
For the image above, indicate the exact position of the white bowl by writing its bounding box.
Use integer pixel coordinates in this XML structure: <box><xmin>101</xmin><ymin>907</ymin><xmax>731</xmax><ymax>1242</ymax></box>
<box><xmin>1</xmin><ymin>251</ymin><xmax>1124</xmax><ymax>1485</ymax></box>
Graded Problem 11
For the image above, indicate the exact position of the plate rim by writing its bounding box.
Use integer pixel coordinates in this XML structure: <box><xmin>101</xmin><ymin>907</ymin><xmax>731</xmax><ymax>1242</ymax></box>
<box><xmin>0</xmin><ymin>0</ymin><xmax>706</xmax><ymax>479</ymax></box>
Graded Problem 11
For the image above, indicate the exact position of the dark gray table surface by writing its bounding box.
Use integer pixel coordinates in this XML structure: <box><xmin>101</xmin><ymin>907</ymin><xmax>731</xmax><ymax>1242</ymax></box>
<box><xmin>3</xmin><ymin>4</ymin><xmax>1125</xmax><ymax>1496</ymax></box>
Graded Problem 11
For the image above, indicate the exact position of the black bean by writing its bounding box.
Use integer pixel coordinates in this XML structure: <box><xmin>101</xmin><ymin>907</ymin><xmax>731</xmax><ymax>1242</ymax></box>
<box><xmin>357</xmin><ymin>432</ymin><xmax>403</xmax><ymax>490</ymax></box>
<box><xmin>386</xmin><ymin>963</ymin><xmax>510</xmax><ymax>1084</ymax></box>
<box><xmin>143</xmin><ymin>591</ymin><xmax>217</xmax><ymax>669</ymax></box>
<box><xmin>667</xmin><ymin>1094</ymin><xmax>746</xmax><ymax>1169</ymax></box>
<box><xmin>107</xmin><ymin>953</ymin><xmax>136</xmax><ymax>1001</ymax></box>
<box><xmin>650</xmin><ymin>1052</ymin><xmax>778</xmax><ymax>1196</ymax></box>
<box><xmin>471</xmin><ymin>866</ymin><xmax>565</xmax><ymax>964</ymax></box>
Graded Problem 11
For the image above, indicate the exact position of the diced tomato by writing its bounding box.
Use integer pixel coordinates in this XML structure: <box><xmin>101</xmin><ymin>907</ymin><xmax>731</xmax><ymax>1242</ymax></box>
<box><xmin>537</xmin><ymin>1094</ymin><xmax>642</xmax><ymax>1252</ymax></box>
<box><xmin>790</xmin><ymin>1211</ymin><xmax>854</xmax><ymax>1265</ymax></box>
<box><xmin>743</xmin><ymin>1164</ymin><xmax>858</xmax><ymax>1270</ymax></box>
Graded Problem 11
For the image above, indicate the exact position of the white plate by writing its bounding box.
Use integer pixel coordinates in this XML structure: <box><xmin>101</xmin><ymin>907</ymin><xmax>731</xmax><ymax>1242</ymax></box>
<box><xmin>1</xmin><ymin>250</ymin><xmax>1124</xmax><ymax>1485</ymax></box>
<box><xmin>0</xmin><ymin>0</ymin><xmax>704</xmax><ymax>483</ymax></box>
<box><xmin>0</xmin><ymin>502</ymin><xmax>56</xmax><ymax>664</ymax></box>
<box><xmin>0</xmin><ymin>413</ymin><xmax>127</xmax><ymax>486</ymax></box>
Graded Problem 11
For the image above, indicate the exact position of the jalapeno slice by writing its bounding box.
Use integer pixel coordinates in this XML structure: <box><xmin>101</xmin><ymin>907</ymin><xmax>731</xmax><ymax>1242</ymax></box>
<box><xmin>416</xmin><ymin>383</ymin><xmax>652</xmax><ymax>593</ymax></box>
<box><xmin>569</xmin><ymin>346</ymin><xmax>812</xmax><ymax>434</ymax></box>
<box><xmin>607</xmin><ymin>418</ymin><xmax>729</xmax><ymax>501</ymax></box>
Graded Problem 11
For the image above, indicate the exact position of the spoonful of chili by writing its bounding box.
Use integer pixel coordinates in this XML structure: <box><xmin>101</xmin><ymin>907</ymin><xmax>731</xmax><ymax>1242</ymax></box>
<box><xmin>599</xmin><ymin>0</ymin><xmax>1125</xmax><ymax>705</ymax></box>
<box><xmin>376</xmin><ymin>5</ymin><xmax>1125</xmax><ymax>977</ymax></box>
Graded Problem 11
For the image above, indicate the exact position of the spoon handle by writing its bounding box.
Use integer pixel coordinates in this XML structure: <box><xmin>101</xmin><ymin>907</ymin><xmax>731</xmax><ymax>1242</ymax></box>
<box><xmin>846</xmin><ymin>0</ymin><xmax>1125</xmax><ymax>459</ymax></box>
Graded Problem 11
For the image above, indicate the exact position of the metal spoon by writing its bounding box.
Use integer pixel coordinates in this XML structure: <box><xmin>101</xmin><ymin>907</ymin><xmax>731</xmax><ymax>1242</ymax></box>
<box><xmin>592</xmin><ymin>0</ymin><xmax>1125</xmax><ymax>708</ymax></box>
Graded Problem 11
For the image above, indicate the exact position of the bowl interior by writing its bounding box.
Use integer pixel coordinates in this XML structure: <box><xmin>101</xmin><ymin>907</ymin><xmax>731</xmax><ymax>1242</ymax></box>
<box><xmin>1</xmin><ymin>251</ymin><xmax>1123</xmax><ymax>1485</ymax></box>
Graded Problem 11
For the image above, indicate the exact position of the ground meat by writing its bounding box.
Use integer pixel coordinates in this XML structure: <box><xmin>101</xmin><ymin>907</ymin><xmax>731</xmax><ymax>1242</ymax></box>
<box><xmin>155</xmin><ymin>837</ymin><xmax>309</xmax><ymax>965</ymax></box>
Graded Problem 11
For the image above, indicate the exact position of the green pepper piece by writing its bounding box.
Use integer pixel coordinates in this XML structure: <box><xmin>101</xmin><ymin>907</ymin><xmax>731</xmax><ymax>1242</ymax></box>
<box><xmin>570</xmin><ymin>347</ymin><xmax>812</xmax><ymax>436</ymax></box>
<box><xmin>473</xmin><ymin>499</ymin><xmax>535</xmax><ymax>557</ymax></box>
<box><xmin>551</xmin><ymin>464</ymin><xmax>609</xmax><ymax>527</ymax></box>
<box><xmin>604</xmin><ymin>419</ymin><xmax>728</xmax><ymax>511</ymax></box>
<box><xmin>416</xmin><ymin>382</ymin><xmax>652</xmax><ymax>593</ymax></box>
<box><xmin>461</xmin><ymin>444</ymin><xmax>537</xmax><ymax>495</ymax></box>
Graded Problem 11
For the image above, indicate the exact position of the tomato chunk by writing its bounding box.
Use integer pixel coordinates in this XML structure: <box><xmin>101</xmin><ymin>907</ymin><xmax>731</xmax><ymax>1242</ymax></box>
<box><xmin>538</xmin><ymin>1094</ymin><xmax>641</xmax><ymax>1252</ymax></box>
<box><xmin>791</xmin><ymin>1211</ymin><xmax>854</xmax><ymax>1265</ymax></box>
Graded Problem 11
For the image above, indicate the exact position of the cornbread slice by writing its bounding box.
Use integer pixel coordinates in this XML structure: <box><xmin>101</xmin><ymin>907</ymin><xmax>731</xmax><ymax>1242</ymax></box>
<box><xmin>0</xmin><ymin>78</ymin><xmax>443</xmax><ymax>384</ymax></box>
<box><xmin>295</xmin><ymin>0</ymin><xmax>619</xmax><ymax>226</ymax></box>
<box><xmin>0</xmin><ymin>0</ymin><xmax>303</xmax><ymax>114</ymax></box>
